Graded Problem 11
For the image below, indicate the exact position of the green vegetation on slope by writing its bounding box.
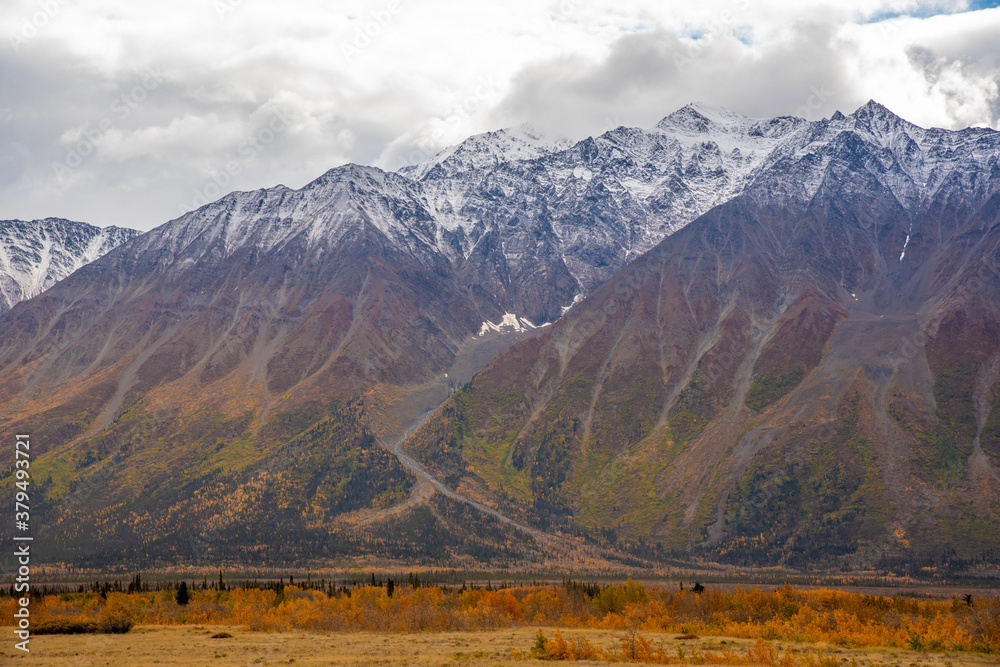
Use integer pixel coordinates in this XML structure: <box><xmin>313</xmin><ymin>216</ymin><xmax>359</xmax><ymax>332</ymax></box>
<box><xmin>720</xmin><ymin>393</ymin><xmax>893</xmax><ymax>567</ymax></box>
<box><xmin>745</xmin><ymin>369</ymin><xmax>804</xmax><ymax>412</ymax></box>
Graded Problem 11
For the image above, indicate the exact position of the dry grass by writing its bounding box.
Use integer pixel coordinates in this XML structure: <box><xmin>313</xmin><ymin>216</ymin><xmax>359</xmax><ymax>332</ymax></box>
<box><xmin>1</xmin><ymin>626</ymin><xmax>999</xmax><ymax>666</ymax></box>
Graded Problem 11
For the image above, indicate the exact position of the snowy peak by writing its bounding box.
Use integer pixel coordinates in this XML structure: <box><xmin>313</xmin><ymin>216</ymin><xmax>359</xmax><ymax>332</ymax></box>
<box><xmin>142</xmin><ymin>162</ymin><xmax>442</xmax><ymax>265</ymax></box>
<box><xmin>401</xmin><ymin>123</ymin><xmax>573</xmax><ymax>180</ymax></box>
<box><xmin>850</xmin><ymin>99</ymin><xmax>909</xmax><ymax>126</ymax></box>
<box><xmin>0</xmin><ymin>218</ymin><xmax>140</xmax><ymax>312</ymax></box>
<box><xmin>308</xmin><ymin>162</ymin><xmax>405</xmax><ymax>191</ymax></box>
<box><xmin>845</xmin><ymin>99</ymin><xmax>923</xmax><ymax>144</ymax></box>
<box><xmin>655</xmin><ymin>103</ymin><xmax>807</xmax><ymax>140</ymax></box>
<box><xmin>654</xmin><ymin>102</ymin><xmax>752</xmax><ymax>134</ymax></box>
<box><xmin>775</xmin><ymin>99</ymin><xmax>1000</xmax><ymax>210</ymax></box>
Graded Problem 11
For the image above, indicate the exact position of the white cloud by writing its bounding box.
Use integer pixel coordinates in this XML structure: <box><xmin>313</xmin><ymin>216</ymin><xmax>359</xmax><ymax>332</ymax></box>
<box><xmin>0</xmin><ymin>0</ymin><xmax>996</xmax><ymax>229</ymax></box>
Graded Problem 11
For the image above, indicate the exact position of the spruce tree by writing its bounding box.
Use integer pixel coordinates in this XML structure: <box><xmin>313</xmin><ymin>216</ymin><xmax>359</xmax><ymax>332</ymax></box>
<box><xmin>177</xmin><ymin>581</ymin><xmax>190</xmax><ymax>605</ymax></box>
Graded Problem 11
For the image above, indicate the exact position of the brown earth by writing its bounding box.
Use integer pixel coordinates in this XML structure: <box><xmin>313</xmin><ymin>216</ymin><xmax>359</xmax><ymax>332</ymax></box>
<box><xmin>3</xmin><ymin>626</ymin><xmax>999</xmax><ymax>666</ymax></box>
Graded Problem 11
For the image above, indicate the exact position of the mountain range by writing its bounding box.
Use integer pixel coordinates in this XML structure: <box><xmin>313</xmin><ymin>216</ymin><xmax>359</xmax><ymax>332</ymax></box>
<box><xmin>1</xmin><ymin>101</ymin><xmax>998</xmax><ymax>573</ymax></box>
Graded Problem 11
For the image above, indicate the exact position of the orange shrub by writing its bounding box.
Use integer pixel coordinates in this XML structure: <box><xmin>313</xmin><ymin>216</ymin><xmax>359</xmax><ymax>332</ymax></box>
<box><xmin>1</xmin><ymin>581</ymin><xmax>996</xmax><ymax>657</ymax></box>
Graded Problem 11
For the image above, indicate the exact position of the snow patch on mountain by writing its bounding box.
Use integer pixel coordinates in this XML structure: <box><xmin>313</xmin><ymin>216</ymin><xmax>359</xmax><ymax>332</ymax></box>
<box><xmin>478</xmin><ymin>313</ymin><xmax>550</xmax><ymax>337</ymax></box>
<box><xmin>561</xmin><ymin>293</ymin><xmax>585</xmax><ymax>315</ymax></box>
<box><xmin>0</xmin><ymin>218</ymin><xmax>139</xmax><ymax>312</ymax></box>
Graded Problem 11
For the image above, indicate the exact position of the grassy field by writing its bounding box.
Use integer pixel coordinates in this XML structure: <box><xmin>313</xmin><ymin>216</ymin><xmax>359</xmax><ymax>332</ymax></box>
<box><xmin>2</xmin><ymin>626</ymin><xmax>1000</xmax><ymax>666</ymax></box>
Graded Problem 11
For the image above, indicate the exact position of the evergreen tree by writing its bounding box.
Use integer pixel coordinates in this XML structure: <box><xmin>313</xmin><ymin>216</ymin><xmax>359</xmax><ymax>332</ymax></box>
<box><xmin>386</xmin><ymin>578</ymin><xmax>395</xmax><ymax>598</ymax></box>
<box><xmin>177</xmin><ymin>581</ymin><xmax>190</xmax><ymax>605</ymax></box>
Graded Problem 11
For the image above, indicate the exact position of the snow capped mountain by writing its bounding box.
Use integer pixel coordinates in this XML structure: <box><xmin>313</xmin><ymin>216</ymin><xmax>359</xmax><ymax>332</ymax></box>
<box><xmin>400</xmin><ymin>124</ymin><xmax>574</xmax><ymax>181</ymax></box>
<box><xmin>114</xmin><ymin>100</ymin><xmax>998</xmax><ymax>329</ymax></box>
<box><xmin>391</xmin><ymin>101</ymin><xmax>998</xmax><ymax>322</ymax></box>
<box><xmin>134</xmin><ymin>164</ymin><xmax>439</xmax><ymax>264</ymax></box>
<box><xmin>646</xmin><ymin>102</ymin><xmax>807</xmax><ymax>213</ymax></box>
<box><xmin>751</xmin><ymin>100</ymin><xmax>1000</xmax><ymax>208</ymax></box>
<box><xmin>410</xmin><ymin>103</ymin><xmax>805</xmax><ymax>256</ymax></box>
<box><xmin>4</xmin><ymin>101</ymin><xmax>992</xmax><ymax>326</ymax></box>
<box><xmin>837</xmin><ymin>100</ymin><xmax>1000</xmax><ymax>210</ymax></box>
<box><xmin>0</xmin><ymin>218</ymin><xmax>139</xmax><ymax>312</ymax></box>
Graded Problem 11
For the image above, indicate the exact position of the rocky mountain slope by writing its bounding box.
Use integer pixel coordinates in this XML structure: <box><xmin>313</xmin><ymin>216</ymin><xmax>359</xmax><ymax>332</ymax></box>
<box><xmin>404</xmin><ymin>101</ymin><xmax>1000</xmax><ymax>571</ymax></box>
<box><xmin>1</xmin><ymin>101</ymin><xmax>998</xmax><ymax>571</ymax></box>
<box><xmin>0</xmin><ymin>218</ymin><xmax>138</xmax><ymax>312</ymax></box>
<box><xmin>0</xmin><ymin>166</ymin><xmax>550</xmax><ymax>567</ymax></box>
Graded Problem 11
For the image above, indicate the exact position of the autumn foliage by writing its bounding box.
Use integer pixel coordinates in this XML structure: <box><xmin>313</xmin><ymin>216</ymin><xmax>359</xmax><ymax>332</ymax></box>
<box><xmin>3</xmin><ymin>580</ymin><xmax>998</xmax><ymax>657</ymax></box>
<box><xmin>526</xmin><ymin>631</ymin><xmax>842</xmax><ymax>665</ymax></box>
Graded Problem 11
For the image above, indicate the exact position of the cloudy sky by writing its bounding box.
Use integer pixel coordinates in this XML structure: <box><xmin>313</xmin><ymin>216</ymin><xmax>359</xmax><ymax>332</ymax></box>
<box><xmin>1</xmin><ymin>0</ymin><xmax>999</xmax><ymax>231</ymax></box>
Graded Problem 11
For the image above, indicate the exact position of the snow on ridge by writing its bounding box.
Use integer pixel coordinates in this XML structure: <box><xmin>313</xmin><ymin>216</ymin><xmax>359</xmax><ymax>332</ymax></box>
<box><xmin>478</xmin><ymin>312</ymin><xmax>551</xmax><ymax>337</ymax></box>
<box><xmin>117</xmin><ymin>101</ymin><xmax>1000</xmax><ymax>290</ymax></box>
<box><xmin>402</xmin><ymin>123</ymin><xmax>573</xmax><ymax>181</ymax></box>
<box><xmin>149</xmin><ymin>163</ymin><xmax>439</xmax><ymax>261</ymax></box>
<box><xmin>0</xmin><ymin>218</ymin><xmax>140</xmax><ymax>311</ymax></box>
<box><xmin>654</xmin><ymin>102</ymin><xmax>755</xmax><ymax>133</ymax></box>
<box><xmin>795</xmin><ymin>101</ymin><xmax>1000</xmax><ymax>211</ymax></box>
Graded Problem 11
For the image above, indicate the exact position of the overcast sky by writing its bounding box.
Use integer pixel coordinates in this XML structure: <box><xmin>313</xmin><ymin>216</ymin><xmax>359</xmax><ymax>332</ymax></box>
<box><xmin>1</xmin><ymin>0</ymin><xmax>999</xmax><ymax>231</ymax></box>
